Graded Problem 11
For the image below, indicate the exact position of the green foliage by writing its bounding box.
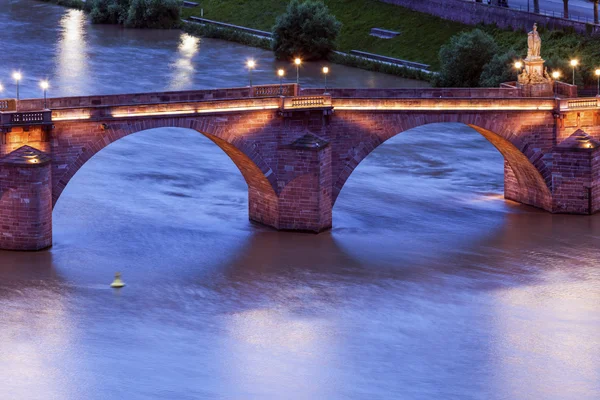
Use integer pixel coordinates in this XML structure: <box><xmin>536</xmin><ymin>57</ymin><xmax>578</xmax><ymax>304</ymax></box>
<box><xmin>434</xmin><ymin>29</ymin><xmax>498</xmax><ymax>87</ymax></box>
<box><xmin>87</xmin><ymin>0</ymin><xmax>181</xmax><ymax>27</ymax></box>
<box><xmin>272</xmin><ymin>0</ymin><xmax>341</xmax><ymax>61</ymax></box>
<box><xmin>88</xmin><ymin>0</ymin><xmax>128</xmax><ymax>24</ymax></box>
<box><xmin>38</xmin><ymin>0</ymin><xmax>85</xmax><ymax>9</ymax></box>
<box><xmin>126</xmin><ymin>0</ymin><xmax>182</xmax><ymax>28</ymax></box>
<box><xmin>479</xmin><ymin>49</ymin><xmax>519</xmax><ymax>87</ymax></box>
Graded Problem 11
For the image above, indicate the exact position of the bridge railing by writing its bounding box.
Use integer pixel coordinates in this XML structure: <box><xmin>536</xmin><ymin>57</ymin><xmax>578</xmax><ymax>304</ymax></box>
<box><xmin>0</xmin><ymin>110</ymin><xmax>52</xmax><ymax>126</ymax></box>
<box><xmin>558</xmin><ymin>97</ymin><xmax>600</xmax><ymax>111</ymax></box>
<box><xmin>253</xmin><ymin>84</ymin><xmax>298</xmax><ymax>97</ymax></box>
<box><xmin>280</xmin><ymin>95</ymin><xmax>332</xmax><ymax>110</ymax></box>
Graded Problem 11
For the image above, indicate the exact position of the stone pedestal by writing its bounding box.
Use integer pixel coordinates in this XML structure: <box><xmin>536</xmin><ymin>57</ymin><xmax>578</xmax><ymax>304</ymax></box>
<box><xmin>0</xmin><ymin>146</ymin><xmax>52</xmax><ymax>251</ymax></box>
<box><xmin>517</xmin><ymin>57</ymin><xmax>554</xmax><ymax>97</ymax></box>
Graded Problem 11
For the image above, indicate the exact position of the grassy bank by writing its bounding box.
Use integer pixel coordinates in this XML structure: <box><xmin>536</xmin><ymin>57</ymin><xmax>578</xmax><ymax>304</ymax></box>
<box><xmin>182</xmin><ymin>0</ymin><xmax>600</xmax><ymax>84</ymax></box>
<box><xmin>183</xmin><ymin>0</ymin><xmax>467</xmax><ymax>70</ymax></box>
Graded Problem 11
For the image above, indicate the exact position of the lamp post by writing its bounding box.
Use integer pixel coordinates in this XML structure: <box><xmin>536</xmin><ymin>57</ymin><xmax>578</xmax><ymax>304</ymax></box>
<box><xmin>294</xmin><ymin>58</ymin><xmax>301</xmax><ymax>85</ymax></box>
<box><xmin>552</xmin><ymin>70</ymin><xmax>561</xmax><ymax>97</ymax></box>
<box><xmin>322</xmin><ymin>66</ymin><xmax>329</xmax><ymax>94</ymax></box>
<box><xmin>595</xmin><ymin>69</ymin><xmax>600</xmax><ymax>97</ymax></box>
<box><xmin>40</xmin><ymin>80</ymin><xmax>49</xmax><ymax>109</ymax></box>
<box><xmin>514</xmin><ymin>61</ymin><xmax>523</xmax><ymax>70</ymax></box>
<box><xmin>247</xmin><ymin>59</ymin><xmax>256</xmax><ymax>93</ymax></box>
<box><xmin>12</xmin><ymin>71</ymin><xmax>22</xmax><ymax>101</ymax></box>
<box><xmin>570</xmin><ymin>59</ymin><xmax>578</xmax><ymax>85</ymax></box>
<box><xmin>277</xmin><ymin>68</ymin><xmax>285</xmax><ymax>96</ymax></box>
<box><xmin>514</xmin><ymin>61</ymin><xmax>523</xmax><ymax>80</ymax></box>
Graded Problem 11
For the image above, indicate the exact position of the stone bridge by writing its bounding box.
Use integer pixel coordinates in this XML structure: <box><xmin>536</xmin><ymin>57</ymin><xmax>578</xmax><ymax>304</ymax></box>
<box><xmin>1</xmin><ymin>83</ymin><xmax>600</xmax><ymax>250</ymax></box>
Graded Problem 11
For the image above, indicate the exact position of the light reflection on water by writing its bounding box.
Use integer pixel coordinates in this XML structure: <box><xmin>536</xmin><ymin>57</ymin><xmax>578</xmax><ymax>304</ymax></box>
<box><xmin>1</xmin><ymin>1</ymin><xmax>600</xmax><ymax>399</ymax></box>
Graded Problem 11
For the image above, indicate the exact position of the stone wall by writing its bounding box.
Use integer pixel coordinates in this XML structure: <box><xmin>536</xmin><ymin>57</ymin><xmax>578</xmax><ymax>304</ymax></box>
<box><xmin>380</xmin><ymin>0</ymin><xmax>600</xmax><ymax>35</ymax></box>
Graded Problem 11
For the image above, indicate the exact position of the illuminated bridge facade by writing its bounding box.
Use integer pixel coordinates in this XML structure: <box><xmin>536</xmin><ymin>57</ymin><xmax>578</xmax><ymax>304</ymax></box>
<box><xmin>2</xmin><ymin>83</ymin><xmax>600</xmax><ymax>250</ymax></box>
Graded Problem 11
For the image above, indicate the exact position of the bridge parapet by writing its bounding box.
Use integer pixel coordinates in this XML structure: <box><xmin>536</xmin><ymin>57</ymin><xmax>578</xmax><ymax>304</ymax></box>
<box><xmin>16</xmin><ymin>84</ymin><xmax>299</xmax><ymax>112</ymax></box>
<box><xmin>300</xmin><ymin>87</ymin><xmax>523</xmax><ymax>98</ymax></box>
<box><xmin>331</xmin><ymin>97</ymin><xmax>557</xmax><ymax>111</ymax></box>
<box><xmin>0</xmin><ymin>99</ymin><xmax>17</xmax><ymax>112</ymax></box>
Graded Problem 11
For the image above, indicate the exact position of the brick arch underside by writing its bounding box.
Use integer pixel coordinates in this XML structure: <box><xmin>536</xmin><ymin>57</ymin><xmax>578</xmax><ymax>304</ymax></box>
<box><xmin>332</xmin><ymin>115</ymin><xmax>553</xmax><ymax>211</ymax></box>
<box><xmin>51</xmin><ymin>119</ymin><xmax>279</xmax><ymax>225</ymax></box>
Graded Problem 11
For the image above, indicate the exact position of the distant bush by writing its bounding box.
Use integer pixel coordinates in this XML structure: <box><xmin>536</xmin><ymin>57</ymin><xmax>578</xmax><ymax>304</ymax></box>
<box><xmin>434</xmin><ymin>29</ymin><xmax>498</xmax><ymax>87</ymax></box>
<box><xmin>272</xmin><ymin>0</ymin><xmax>341</xmax><ymax>61</ymax></box>
<box><xmin>89</xmin><ymin>0</ymin><xmax>128</xmax><ymax>24</ymax></box>
<box><xmin>126</xmin><ymin>0</ymin><xmax>182</xmax><ymax>28</ymax></box>
<box><xmin>87</xmin><ymin>0</ymin><xmax>181</xmax><ymax>28</ymax></box>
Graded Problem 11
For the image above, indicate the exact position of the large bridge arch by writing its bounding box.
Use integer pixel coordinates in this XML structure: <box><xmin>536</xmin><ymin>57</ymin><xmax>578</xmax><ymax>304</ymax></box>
<box><xmin>329</xmin><ymin>112</ymin><xmax>553</xmax><ymax>212</ymax></box>
<box><xmin>50</xmin><ymin>116</ymin><xmax>280</xmax><ymax>228</ymax></box>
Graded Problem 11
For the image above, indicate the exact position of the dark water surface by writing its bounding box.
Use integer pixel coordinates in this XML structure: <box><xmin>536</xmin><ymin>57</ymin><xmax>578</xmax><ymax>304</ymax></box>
<box><xmin>1</xmin><ymin>2</ymin><xmax>600</xmax><ymax>399</ymax></box>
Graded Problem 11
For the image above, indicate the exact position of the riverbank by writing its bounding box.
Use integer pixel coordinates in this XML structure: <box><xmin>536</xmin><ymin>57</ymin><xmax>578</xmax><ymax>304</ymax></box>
<box><xmin>181</xmin><ymin>22</ymin><xmax>432</xmax><ymax>82</ymax></box>
<box><xmin>182</xmin><ymin>0</ymin><xmax>600</xmax><ymax>86</ymax></box>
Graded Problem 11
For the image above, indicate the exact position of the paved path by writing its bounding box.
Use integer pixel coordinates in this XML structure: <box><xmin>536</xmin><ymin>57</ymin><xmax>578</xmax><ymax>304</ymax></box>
<box><xmin>506</xmin><ymin>0</ymin><xmax>597</xmax><ymax>22</ymax></box>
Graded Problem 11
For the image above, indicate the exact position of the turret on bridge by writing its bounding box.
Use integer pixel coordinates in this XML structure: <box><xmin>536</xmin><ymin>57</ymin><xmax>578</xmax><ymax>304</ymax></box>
<box><xmin>2</xmin><ymin>83</ymin><xmax>600</xmax><ymax>250</ymax></box>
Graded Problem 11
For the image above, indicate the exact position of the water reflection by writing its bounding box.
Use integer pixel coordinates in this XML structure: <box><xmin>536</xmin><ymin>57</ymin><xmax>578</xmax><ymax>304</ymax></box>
<box><xmin>55</xmin><ymin>9</ymin><xmax>88</xmax><ymax>96</ymax></box>
<box><xmin>169</xmin><ymin>33</ymin><xmax>200</xmax><ymax>90</ymax></box>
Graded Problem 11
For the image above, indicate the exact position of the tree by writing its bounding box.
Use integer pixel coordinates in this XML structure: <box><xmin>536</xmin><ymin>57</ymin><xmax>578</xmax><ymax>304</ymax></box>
<box><xmin>563</xmin><ymin>0</ymin><xmax>569</xmax><ymax>19</ymax></box>
<box><xmin>272</xmin><ymin>0</ymin><xmax>342</xmax><ymax>61</ymax></box>
<box><xmin>479</xmin><ymin>49</ymin><xmax>519</xmax><ymax>87</ymax></box>
<box><xmin>433</xmin><ymin>29</ymin><xmax>499</xmax><ymax>87</ymax></box>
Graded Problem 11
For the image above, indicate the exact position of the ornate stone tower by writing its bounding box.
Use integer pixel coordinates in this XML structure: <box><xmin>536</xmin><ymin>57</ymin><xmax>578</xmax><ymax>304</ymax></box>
<box><xmin>517</xmin><ymin>23</ymin><xmax>554</xmax><ymax>97</ymax></box>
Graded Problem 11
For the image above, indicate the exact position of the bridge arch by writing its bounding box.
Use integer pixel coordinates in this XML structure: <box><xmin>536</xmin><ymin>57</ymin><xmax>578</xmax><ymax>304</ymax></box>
<box><xmin>51</xmin><ymin>117</ymin><xmax>280</xmax><ymax>227</ymax></box>
<box><xmin>331</xmin><ymin>114</ymin><xmax>553</xmax><ymax>212</ymax></box>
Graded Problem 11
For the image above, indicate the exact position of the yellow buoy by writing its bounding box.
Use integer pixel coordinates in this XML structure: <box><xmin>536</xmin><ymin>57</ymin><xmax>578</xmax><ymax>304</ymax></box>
<box><xmin>110</xmin><ymin>272</ymin><xmax>125</xmax><ymax>288</ymax></box>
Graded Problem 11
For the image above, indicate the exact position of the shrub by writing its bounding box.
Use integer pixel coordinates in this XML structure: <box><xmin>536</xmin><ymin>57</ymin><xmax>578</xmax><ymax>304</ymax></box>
<box><xmin>88</xmin><ymin>0</ymin><xmax>129</xmax><ymax>24</ymax></box>
<box><xmin>88</xmin><ymin>0</ymin><xmax>181</xmax><ymax>28</ymax></box>
<box><xmin>126</xmin><ymin>0</ymin><xmax>182</xmax><ymax>29</ymax></box>
<box><xmin>272</xmin><ymin>0</ymin><xmax>341</xmax><ymax>61</ymax></box>
<box><xmin>479</xmin><ymin>49</ymin><xmax>519</xmax><ymax>87</ymax></box>
<box><xmin>433</xmin><ymin>29</ymin><xmax>498</xmax><ymax>87</ymax></box>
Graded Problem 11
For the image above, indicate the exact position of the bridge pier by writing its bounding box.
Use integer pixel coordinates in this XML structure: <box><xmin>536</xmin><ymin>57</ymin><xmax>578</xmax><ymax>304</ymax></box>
<box><xmin>0</xmin><ymin>146</ymin><xmax>52</xmax><ymax>251</ymax></box>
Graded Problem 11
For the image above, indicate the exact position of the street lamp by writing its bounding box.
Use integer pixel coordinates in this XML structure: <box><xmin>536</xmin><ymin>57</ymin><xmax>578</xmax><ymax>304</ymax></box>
<box><xmin>595</xmin><ymin>69</ymin><xmax>600</xmax><ymax>97</ymax></box>
<box><xmin>322</xmin><ymin>66</ymin><xmax>329</xmax><ymax>94</ymax></box>
<box><xmin>294</xmin><ymin>57</ymin><xmax>301</xmax><ymax>85</ymax></box>
<box><xmin>277</xmin><ymin>68</ymin><xmax>285</xmax><ymax>96</ymax></box>
<box><xmin>514</xmin><ymin>61</ymin><xmax>523</xmax><ymax>70</ymax></box>
<box><xmin>247</xmin><ymin>59</ymin><xmax>256</xmax><ymax>92</ymax></box>
<box><xmin>552</xmin><ymin>70</ymin><xmax>561</xmax><ymax>97</ymax></box>
<box><xmin>40</xmin><ymin>80</ymin><xmax>49</xmax><ymax>109</ymax></box>
<box><xmin>570</xmin><ymin>59</ymin><xmax>578</xmax><ymax>85</ymax></box>
<box><xmin>12</xmin><ymin>71</ymin><xmax>22</xmax><ymax>101</ymax></box>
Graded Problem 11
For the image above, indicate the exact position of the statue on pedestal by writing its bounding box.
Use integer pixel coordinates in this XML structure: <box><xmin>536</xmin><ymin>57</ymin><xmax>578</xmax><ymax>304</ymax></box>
<box><xmin>518</xmin><ymin>23</ymin><xmax>552</xmax><ymax>86</ymax></box>
<box><xmin>527</xmin><ymin>23</ymin><xmax>541</xmax><ymax>60</ymax></box>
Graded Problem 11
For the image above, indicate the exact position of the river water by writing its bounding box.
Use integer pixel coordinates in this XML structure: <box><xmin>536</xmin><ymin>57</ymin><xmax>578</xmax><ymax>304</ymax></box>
<box><xmin>1</xmin><ymin>1</ymin><xmax>600</xmax><ymax>399</ymax></box>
